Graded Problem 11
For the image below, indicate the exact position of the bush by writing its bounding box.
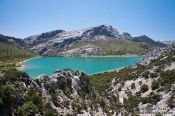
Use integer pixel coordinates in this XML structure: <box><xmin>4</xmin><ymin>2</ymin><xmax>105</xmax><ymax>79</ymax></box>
<box><xmin>142</xmin><ymin>97</ymin><xmax>149</xmax><ymax>104</ymax></box>
<box><xmin>160</xmin><ymin>70</ymin><xmax>175</xmax><ymax>86</ymax></box>
<box><xmin>44</xmin><ymin>109</ymin><xmax>58</xmax><ymax>116</ymax></box>
<box><xmin>62</xmin><ymin>99</ymin><xmax>70</xmax><ymax>107</ymax></box>
<box><xmin>141</xmin><ymin>93</ymin><xmax>161</xmax><ymax>104</ymax></box>
<box><xmin>16</xmin><ymin>101</ymin><xmax>39</xmax><ymax>116</ymax></box>
<box><xmin>150</xmin><ymin>73</ymin><xmax>158</xmax><ymax>78</ymax></box>
<box><xmin>123</xmin><ymin>94</ymin><xmax>141</xmax><ymax>113</ymax></box>
<box><xmin>131</xmin><ymin>83</ymin><xmax>135</xmax><ymax>89</ymax></box>
<box><xmin>167</xmin><ymin>97</ymin><xmax>175</xmax><ymax>108</ymax></box>
<box><xmin>142</xmin><ymin>71</ymin><xmax>150</xmax><ymax>79</ymax></box>
<box><xmin>151</xmin><ymin>93</ymin><xmax>161</xmax><ymax>104</ymax></box>
<box><xmin>0</xmin><ymin>85</ymin><xmax>14</xmax><ymax>107</ymax></box>
<box><xmin>66</xmin><ymin>77</ymin><xmax>72</xmax><ymax>87</ymax></box>
<box><xmin>151</xmin><ymin>80</ymin><xmax>160</xmax><ymax>90</ymax></box>
<box><xmin>140</xmin><ymin>84</ymin><xmax>149</xmax><ymax>93</ymax></box>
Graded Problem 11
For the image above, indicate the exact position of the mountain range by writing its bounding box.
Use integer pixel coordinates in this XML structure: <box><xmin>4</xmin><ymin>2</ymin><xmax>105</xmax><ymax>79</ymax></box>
<box><xmin>0</xmin><ymin>25</ymin><xmax>166</xmax><ymax>56</ymax></box>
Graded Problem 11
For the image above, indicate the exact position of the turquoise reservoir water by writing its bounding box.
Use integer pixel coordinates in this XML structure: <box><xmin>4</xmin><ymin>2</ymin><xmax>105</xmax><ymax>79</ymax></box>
<box><xmin>23</xmin><ymin>56</ymin><xmax>143</xmax><ymax>78</ymax></box>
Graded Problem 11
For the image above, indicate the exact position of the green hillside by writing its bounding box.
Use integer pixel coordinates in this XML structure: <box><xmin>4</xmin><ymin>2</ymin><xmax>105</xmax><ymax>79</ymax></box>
<box><xmin>69</xmin><ymin>39</ymin><xmax>150</xmax><ymax>55</ymax></box>
<box><xmin>0</xmin><ymin>42</ymin><xmax>35</xmax><ymax>66</ymax></box>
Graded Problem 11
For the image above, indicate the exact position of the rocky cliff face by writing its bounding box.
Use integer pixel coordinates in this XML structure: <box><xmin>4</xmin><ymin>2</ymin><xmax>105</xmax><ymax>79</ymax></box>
<box><xmin>24</xmin><ymin>30</ymin><xmax>65</xmax><ymax>45</ymax></box>
<box><xmin>24</xmin><ymin>25</ymin><xmax>121</xmax><ymax>55</ymax></box>
<box><xmin>81</xmin><ymin>25</ymin><xmax>120</xmax><ymax>39</ymax></box>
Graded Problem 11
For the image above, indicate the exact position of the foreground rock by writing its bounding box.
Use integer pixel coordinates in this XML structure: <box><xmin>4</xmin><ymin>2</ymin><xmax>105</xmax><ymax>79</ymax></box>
<box><xmin>0</xmin><ymin>69</ymin><xmax>97</xmax><ymax>116</ymax></box>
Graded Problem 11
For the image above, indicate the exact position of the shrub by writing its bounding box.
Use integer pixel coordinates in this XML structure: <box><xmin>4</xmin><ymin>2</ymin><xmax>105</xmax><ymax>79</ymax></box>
<box><xmin>150</xmin><ymin>73</ymin><xmax>158</xmax><ymax>78</ymax></box>
<box><xmin>66</xmin><ymin>77</ymin><xmax>72</xmax><ymax>87</ymax></box>
<box><xmin>140</xmin><ymin>84</ymin><xmax>149</xmax><ymax>93</ymax></box>
<box><xmin>62</xmin><ymin>99</ymin><xmax>70</xmax><ymax>107</ymax></box>
<box><xmin>160</xmin><ymin>70</ymin><xmax>175</xmax><ymax>86</ymax></box>
<box><xmin>142</xmin><ymin>97</ymin><xmax>149</xmax><ymax>104</ymax></box>
<box><xmin>44</xmin><ymin>109</ymin><xmax>58</xmax><ymax>116</ymax></box>
<box><xmin>131</xmin><ymin>83</ymin><xmax>136</xmax><ymax>89</ymax></box>
<box><xmin>118</xmin><ymin>86</ymin><xmax>122</xmax><ymax>91</ymax></box>
<box><xmin>167</xmin><ymin>97</ymin><xmax>175</xmax><ymax>108</ymax></box>
<box><xmin>151</xmin><ymin>80</ymin><xmax>160</xmax><ymax>90</ymax></box>
<box><xmin>151</xmin><ymin>93</ymin><xmax>161</xmax><ymax>104</ymax></box>
<box><xmin>16</xmin><ymin>101</ymin><xmax>39</xmax><ymax>116</ymax></box>
<box><xmin>141</xmin><ymin>93</ymin><xmax>161</xmax><ymax>104</ymax></box>
<box><xmin>123</xmin><ymin>94</ymin><xmax>141</xmax><ymax>113</ymax></box>
<box><xmin>142</xmin><ymin>71</ymin><xmax>150</xmax><ymax>79</ymax></box>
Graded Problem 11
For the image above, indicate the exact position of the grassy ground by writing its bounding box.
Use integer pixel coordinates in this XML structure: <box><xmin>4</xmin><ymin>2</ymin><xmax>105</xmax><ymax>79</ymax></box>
<box><xmin>69</xmin><ymin>39</ymin><xmax>149</xmax><ymax>55</ymax></box>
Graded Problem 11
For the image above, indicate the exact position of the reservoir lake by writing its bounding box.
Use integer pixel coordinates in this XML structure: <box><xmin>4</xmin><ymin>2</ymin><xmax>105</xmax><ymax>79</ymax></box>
<box><xmin>22</xmin><ymin>56</ymin><xmax>143</xmax><ymax>78</ymax></box>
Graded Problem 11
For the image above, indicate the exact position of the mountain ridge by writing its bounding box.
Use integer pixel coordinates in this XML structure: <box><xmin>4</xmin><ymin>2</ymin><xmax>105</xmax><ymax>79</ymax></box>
<box><xmin>23</xmin><ymin>24</ymin><xmax>166</xmax><ymax>56</ymax></box>
<box><xmin>0</xmin><ymin>24</ymin><xmax>167</xmax><ymax>56</ymax></box>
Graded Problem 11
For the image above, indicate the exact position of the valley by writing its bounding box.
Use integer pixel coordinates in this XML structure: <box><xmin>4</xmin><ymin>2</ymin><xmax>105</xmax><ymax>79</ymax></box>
<box><xmin>0</xmin><ymin>25</ymin><xmax>174</xmax><ymax>116</ymax></box>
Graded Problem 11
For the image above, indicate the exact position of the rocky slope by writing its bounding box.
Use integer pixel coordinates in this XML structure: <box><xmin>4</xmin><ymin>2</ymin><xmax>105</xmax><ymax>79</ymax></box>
<box><xmin>0</xmin><ymin>69</ymin><xmax>95</xmax><ymax>116</ymax></box>
<box><xmin>23</xmin><ymin>25</ymin><xmax>166</xmax><ymax>56</ymax></box>
<box><xmin>90</xmin><ymin>45</ymin><xmax>175</xmax><ymax>115</ymax></box>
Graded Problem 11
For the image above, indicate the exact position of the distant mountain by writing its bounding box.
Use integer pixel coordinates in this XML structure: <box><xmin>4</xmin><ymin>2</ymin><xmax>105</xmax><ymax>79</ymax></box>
<box><xmin>23</xmin><ymin>25</ymin><xmax>166</xmax><ymax>56</ymax></box>
<box><xmin>132</xmin><ymin>35</ymin><xmax>166</xmax><ymax>48</ymax></box>
<box><xmin>120</xmin><ymin>32</ymin><xmax>132</xmax><ymax>39</ymax></box>
<box><xmin>0</xmin><ymin>35</ymin><xmax>35</xmax><ymax>61</ymax></box>
<box><xmin>0</xmin><ymin>24</ymin><xmax>167</xmax><ymax>56</ymax></box>
<box><xmin>163</xmin><ymin>40</ymin><xmax>175</xmax><ymax>45</ymax></box>
<box><xmin>0</xmin><ymin>34</ymin><xmax>25</xmax><ymax>47</ymax></box>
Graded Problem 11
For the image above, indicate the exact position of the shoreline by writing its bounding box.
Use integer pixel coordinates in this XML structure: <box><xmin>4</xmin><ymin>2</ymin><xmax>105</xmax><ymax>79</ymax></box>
<box><xmin>85</xmin><ymin>55</ymin><xmax>142</xmax><ymax>57</ymax></box>
<box><xmin>44</xmin><ymin>54</ymin><xmax>143</xmax><ymax>57</ymax></box>
<box><xmin>16</xmin><ymin>56</ymin><xmax>41</xmax><ymax>70</ymax></box>
<box><xmin>88</xmin><ymin>67</ymin><xmax>124</xmax><ymax>76</ymax></box>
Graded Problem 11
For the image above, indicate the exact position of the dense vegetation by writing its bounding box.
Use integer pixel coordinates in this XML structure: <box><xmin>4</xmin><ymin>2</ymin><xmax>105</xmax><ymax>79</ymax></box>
<box><xmin>0</xmin><ymin>42</ymin><xmax>35</xmax><ymax>68</ymax></box>
<box><xmin>0</xmin><ymin>42</ymin><xmax>34</xmax><ymax>60</ymax></box>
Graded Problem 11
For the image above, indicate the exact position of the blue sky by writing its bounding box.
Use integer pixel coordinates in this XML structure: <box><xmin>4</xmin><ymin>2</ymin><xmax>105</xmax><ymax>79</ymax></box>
<box><xmin>0</xmin><ymin>0</ymin><xmax>175</xmax><ymax>41</ymax></box>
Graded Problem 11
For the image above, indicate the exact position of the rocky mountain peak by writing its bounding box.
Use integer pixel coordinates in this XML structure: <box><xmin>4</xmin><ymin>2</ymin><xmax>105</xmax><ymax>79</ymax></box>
<box><xmin>24</xmin><ymin>30</ymin><xmax>65</xmax><ymax>44</ymax></box>
<box><xmin>121</xmin><ymin>32</ymin><xmax>132</xmax><ymax>39</ymax></box>
<box><xmin>82</xmin><ymin>24</ymin><xmax>120</xmax><ymax>38</ymax></box>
